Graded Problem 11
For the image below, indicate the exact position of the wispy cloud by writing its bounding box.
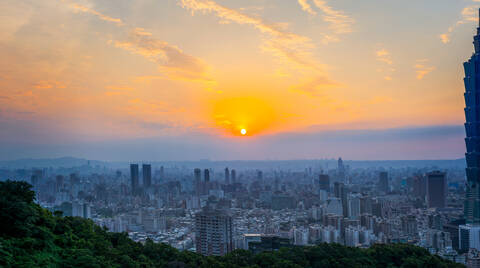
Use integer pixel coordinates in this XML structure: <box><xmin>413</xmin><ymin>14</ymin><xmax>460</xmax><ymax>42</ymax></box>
<box><xmin>179</xmin><ymin>0</ymin><xmax>318</xmax><ymax>70</ymax></box>
<box><xmin>296</xmin><ymin>0</ymin><xmax>354</xmax><ymax>43</ymax></box>
<box><xmin>114</xmin><ymin>28</ymin><xmax>211</xmax><ymax>82</ymax></box>
<box><xmin>440</xmin><ymin>4</ymin><xmax>479</xmax><ymax>44</ymax></box>
<box><xmin>414</xmin><ymin>59</ymin><xmax>435</xmax><ymax>80</ymax></box>
<box><xmin>312</xmin><ymin>0</ymin><xmax>354</xmax><ymax>35</ymax></box>
<box><xmin>297</xmin><ymin>0</ymin><xmax>316</xmax><ymax>16</ymax></box>
<box><xmin>68</xmin><ymin>2</ymin><xmax>211</xmax><ymax>82</ymax></box>
<box><xmin>289</xmin><ymin>75</ymin><xmax>338</xmax><ymax>97</ymax></box>
<box><xmin>376</xmin><ymin>48</ymin><xmax>395</xmax><ymax>81</ymax></box>
<box><xmin>179</xmin><ymin>0</ymin><xmax>336</xmax><ymax>96</ymax></box>
<box><xmin>376</xmin><ymin>49</ymin><xmax>393</xmax><ymax>65</ymax></box>
<box><xmin>69</xmin><ymin>3</ymin><xmax>124</xmax><ymax>26</ymax></box>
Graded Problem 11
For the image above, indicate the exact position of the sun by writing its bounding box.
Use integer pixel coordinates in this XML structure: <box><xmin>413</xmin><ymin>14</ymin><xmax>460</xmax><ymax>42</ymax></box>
<box><xmin>240</xmin><ymin>129</ymin><xmax>247</xmax><ymax>135</ymax></box>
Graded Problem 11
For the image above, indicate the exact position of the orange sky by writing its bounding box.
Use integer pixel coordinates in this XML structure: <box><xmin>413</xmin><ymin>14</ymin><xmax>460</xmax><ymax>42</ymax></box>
<box><xmin>0</xmin><ymin>0</ymin><xmax>476</xmax><ymax>160</ymax></box>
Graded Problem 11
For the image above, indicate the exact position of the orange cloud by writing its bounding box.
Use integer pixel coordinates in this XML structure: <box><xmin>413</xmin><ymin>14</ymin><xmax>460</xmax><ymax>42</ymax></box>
<box><xmin>414</xmin><ymin>59</ymin><xmax>435</xmax><ymax>80</ymax></box>
<box><xmin>180</xmin><ymin>0</ymin><xmax>319</xmax><ymax>71</ymax></box>
<box><xmin>67</xmin><ymin>2</ymin><xmax>211</xmax><ymax>82</ymax></box>
<box><xmin>440</xmin><ymin>5</ymin><xmax>479</xmax><ymax>44</ymax></box>
<box><xmin>69</xmin><ymin>3</ymin><xmax>124</xmax><ymax>26</ymax></box>
<box><xmin>297</xmin><ymin>0</ymin><xmax>317</xmax><ymax>15</ymax></box>
<box><xmin>312</xmin><ymin>0</ymin><xmax>354</xmax><ymax>37</ymax></box>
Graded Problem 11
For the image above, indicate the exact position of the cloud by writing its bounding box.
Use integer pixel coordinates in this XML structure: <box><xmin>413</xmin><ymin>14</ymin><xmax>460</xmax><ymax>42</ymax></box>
<box><xmin>376</xmin><ymin>49</ymin><xmax>393</xmax><ymax>65</ymax></box>
<box><xmin>312</xmin><ymin>0</ymin><xmax>354</xmax><ymax>35</ymax></box>
<box><xmin>375</xmin><ymin>48</ymin><xmax>395</xmax><ymax>80</ymax></box>
<box><xmin>114</xmin><ymin>28</ymin><xmax>211</xmax><ymax>82</ymax></box>
<box><xmin>440</xmin><ymin>5</ymin><xmax>479</xmax><ymax>44</ymax></box>
<box><xmin>68</xmin><ymin>2</ymin><xmax>211</xmax><ymax>82</ymax></box>
<box><xmin>179</xmin><ymin>0</ymin><xmax>319</xmax><ymax>71</ymax></box>
<box><xmin>297</xmin><ymin>0</ymin><xmax>317</xmax><ymax>16</ymax></box>
<box><xmin>414</xmin><ymin>59</ymin><xmax>436</xmax><ymax>80</ymax></box>
<box><xmin>69</xmin><ymin>3</ymin><xmax>124</xmax><ymax>26</ymax></box>
<box><xmin>296</xmin><ymin>0</ymin><xmax>354</xmax><ymax>43</ymax></box>
<box><xmin>289</xmin><ymin>75</ymin><xmax>338</xmax><ymax>97</ymax></box>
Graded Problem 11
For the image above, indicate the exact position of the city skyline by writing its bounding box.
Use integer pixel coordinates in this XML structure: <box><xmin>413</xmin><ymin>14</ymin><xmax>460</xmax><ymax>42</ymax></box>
<box><xmin>0</xmin><ymin>0</ymin><xmax>477</xmax><ymax>161</ymax></box>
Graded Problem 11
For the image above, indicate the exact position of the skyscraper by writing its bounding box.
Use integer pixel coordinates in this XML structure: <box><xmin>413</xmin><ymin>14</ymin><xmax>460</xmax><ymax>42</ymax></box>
<box><xmin>319</xmin><ymin>174</ymin><xmax>330</xmax><ymax>192</ymax></box>
<box><xmin>231</xmin><ymin>169</ymin><xmax>236</xmax><ymax>184</ymax></box>
<box><xmin>225</xmin><ymin>167</ymin><xmax>230</xmax><ymax>184</ymax></box>
<box><xmin>195</xmin><ymin>208</ymin><xmax>233</xmax><ymax>256</ymax></box>
<box><xmin>194</xmin><ymin>168</ymin><xmax>202</xmax><ymax>196</ymax></box>
<box><xmin>426</xmin><ymin>171</ymin><xmax>446</xmax><ymax>208</ymax></box>
<box><xmin>204</xmin><ymin>169</ymin><xmax>210</xmax><ymax>195</ymax></box>
<box><xmin>334</xmin><ymin>182</ymin><xmax>348</xmax><ymax>217</ymax></box>
<box><xmin>465</xmin><ymin>12</ymin><xmax>480</xmax><ymax>224</ymax></box>
<box><xmin>142</xmin><ymin>164</ymin><xmax>152</xmax><ymax>188</ymax></box>
<box><xmin>460</xmin><ymin>12</ymin><xmax>480</xmax><ymax>251</ymax></box>
<box><xmin>204</xmin><ymin>169</ymin><xmax>210</xmax><ymax>183</ymax></box>
<box><xmin>337</xmin><ymin>157</ymin><xmax>345</xmax><ymax>182</ymax></box>
<box><xmin>130</xmin><ymin>164</ymin><xmax>139</xmax><ymax>194</ymax></box>
<box><xmin>378</xmin><ymin>172</ymin><xmax>389</xmax><ymax>193</ymax></box>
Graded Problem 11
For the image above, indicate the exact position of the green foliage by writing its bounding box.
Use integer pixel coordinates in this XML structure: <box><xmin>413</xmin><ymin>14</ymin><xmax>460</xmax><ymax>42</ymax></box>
<box><xmin>0</xmin><ymin>180</ymin><xmax>465</xmax><ymax>268</ymax></box>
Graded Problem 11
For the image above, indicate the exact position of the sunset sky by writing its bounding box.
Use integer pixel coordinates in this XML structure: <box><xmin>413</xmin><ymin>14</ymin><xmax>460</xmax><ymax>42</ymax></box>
<box><xmin>0</xmin><ymin>0</ymin><xmax>477</xmax><ymax>161</ymax></box>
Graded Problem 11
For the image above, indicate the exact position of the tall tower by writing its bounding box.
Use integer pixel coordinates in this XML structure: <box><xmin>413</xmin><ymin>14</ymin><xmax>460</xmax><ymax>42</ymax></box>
<box><xmin>224</xmin><ymin>167</ymin><xmax>230</xmax><ymax>184</ymax></box>
<box><xmin>319</xmin><ymin>174</ymin><xmax>330</xmax><ymax>192</ymax></box>
<box><xmin>426</xmin><ymin>171</ymin><xmax>447</xmax><ymax>209</ymax></box>
<box><xmin>142</xmin><ymin>164</ymin><xmax>152</xmax><ymax>188</ymax></box>
<box><xmin>337</xmin><ymin>157</ymin><xmax>346</xmax><ymax>183</ymax></box>
<box><xmin>378</xmin><ymin>172</ymin><xmax>389</xmax><ymax>193</ymax></box>
<box><xmin>464</xmin><ymin>10</ymin><xmax>480</xmax><ymax>224</ymax></box>
<box><xmin>194</xmin><ymin>168</ymin><xmax>202</xmax><ymax>196</ymax></box>
<box><xmin>130</xmin><ymin>164</ymin><xmax>139</xmax><ymax>194</ymax></box>
<box><xmin>231</xmin><ymin>169</ymin><xmax>236</xmax><ymax>184</ymax></box>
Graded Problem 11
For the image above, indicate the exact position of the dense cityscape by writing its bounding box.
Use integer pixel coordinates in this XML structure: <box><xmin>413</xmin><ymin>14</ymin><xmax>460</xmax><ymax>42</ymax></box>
<box><xmin>0</xmin><ymin>158</ymin><xmax>471</xmax><ymax>264</ymax></box>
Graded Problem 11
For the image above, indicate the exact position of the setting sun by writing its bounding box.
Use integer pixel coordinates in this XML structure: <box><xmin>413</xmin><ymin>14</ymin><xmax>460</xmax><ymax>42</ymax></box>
<box><xmin>211</xmin><ymin>97</ymin><xmax>279</xmax><ymax>136</ymax></box>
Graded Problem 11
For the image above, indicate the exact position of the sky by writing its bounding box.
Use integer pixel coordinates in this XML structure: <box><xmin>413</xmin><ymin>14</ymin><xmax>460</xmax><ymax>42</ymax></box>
<box><xmin>0</xmin><ymin>0</ymin><xmax>477</xmax><ymax>161</ymax></box>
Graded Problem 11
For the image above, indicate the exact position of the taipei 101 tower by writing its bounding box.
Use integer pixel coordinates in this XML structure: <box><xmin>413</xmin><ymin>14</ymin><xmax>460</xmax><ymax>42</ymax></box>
<box><xmin>460</xmin><ymin>9</ymin><xmax>480</xmax><ymax>252</ymax></box>
<box><xmin>464</xmin><ymin>9</ymin><xmax>480</xmax><ymax>225</ymax></box>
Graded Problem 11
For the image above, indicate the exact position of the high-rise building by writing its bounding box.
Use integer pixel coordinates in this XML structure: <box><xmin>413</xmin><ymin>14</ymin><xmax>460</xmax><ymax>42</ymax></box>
<box><xmin>194</xmin><ymin>168</ymin><xmax>202</xmax><ymax>196</ymax></box>
<box><xmin>204</xmin><ymin>169</ymin><xmax>210</xmax><ymax>183</ymax></box>
<box><xmin>257</xmin><ymin>170</ymin><xmax>263</xmax><ymax>181</ymax></box>
<box><xmin>334</xmin><ymin>182</ymin><xmax>348</xmax><ymax>217</ymax></box>
<box><xmin>130</xmin><ymin>164</ymin><xmax>139</xmax><ymax>194</ymax></box>
<box><xmin>413</xmin><ymin>175</ymin><xmax>427</xmax><ymax>198</ymax></box>
<box><xmin>319</xmin><ymin>174</ymin><xmax>330</xmax><ymax>192</ymax></box>
<box><xmin>159</xmin><ymin>166</ymin><xmax>164</xmax><ymax>182</ymax></box>
<box><xmin>55</xmin><ymin>175</ymin><xmax>64</xmax><ymax>192</ymax></box>
<box><xmin>337</xmin><ymin>158</ymin><xmax>345</xmax><ymax>182</ymax></box>
<box><xmin>231</xmin><ymin>169</ymin><xmax>236</xmax><ymax>184</ymax></box>
<box><xmin>426</xmin><ymin>171</ymin><xmax>446</xmax><ymax>208</ymax></box>
<box><xmin>142</xmin><ymin>164</ymin><xmax>152</xmax><ymax>188</ymax></box>
<box><xmin>378</xmin><ymin>172</ymin><xmax>389</xmax><ymax>193</ymax></box>
<box><xmin>347</xmin><ymin>193</ymin><xmax>361</xmax><ymax>220</ymax></box>
<box><xmin>195</xmin><ymin>208</ymin><xmax>233</xmax><ymax>256</ymax></box>
<box><xmin>225</xmin><ymin>167</ymin><xmax>230</xmax><ymax>184</ymax></box>
<box><xmin>465</xmin><ymin>12</ymin><xmax>480</xmax><ymax>225</ymax></box>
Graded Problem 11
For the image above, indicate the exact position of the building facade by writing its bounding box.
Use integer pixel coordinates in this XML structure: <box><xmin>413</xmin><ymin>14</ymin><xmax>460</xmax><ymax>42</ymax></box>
<box><xmin>195</xmin><ymin>208</ymin><xmax>233</xmax><ymax>256</ymax></box>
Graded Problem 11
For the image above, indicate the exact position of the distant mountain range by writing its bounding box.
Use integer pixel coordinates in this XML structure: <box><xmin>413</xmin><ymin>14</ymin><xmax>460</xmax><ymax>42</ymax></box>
<box><xmin>0</xmin><ymin>157</ymin><xmax>106</xmax><ymax>169</ymax></box>
<box><xmin>0</xmin><ymin>157</ymin><xmax>467</xmax><ymax>169</ymax></box>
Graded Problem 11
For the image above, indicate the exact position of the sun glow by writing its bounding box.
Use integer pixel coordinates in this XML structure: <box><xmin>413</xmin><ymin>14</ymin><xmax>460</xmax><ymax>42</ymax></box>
<box><xmin>211</xmin><ymin>97</ymin><xmax>278</xmax><ymax>136</ymax></box>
